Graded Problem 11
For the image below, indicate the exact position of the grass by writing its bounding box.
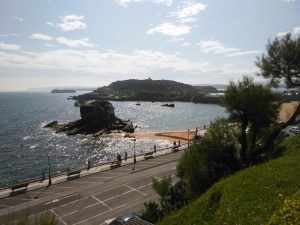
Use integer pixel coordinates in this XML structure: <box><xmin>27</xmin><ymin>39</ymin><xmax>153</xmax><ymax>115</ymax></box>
<box><xmin>265</xmin><ymin>190</ymin><xmax>300</xmax><ymax>225</ymax></box>
<box><xmin>159</xmin><ymin>135</ymin><xmax>300</xmax><ymax>225</ymax></box>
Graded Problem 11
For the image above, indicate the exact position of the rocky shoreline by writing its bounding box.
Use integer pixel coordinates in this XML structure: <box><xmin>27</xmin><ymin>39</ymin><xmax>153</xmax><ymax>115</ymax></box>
<box><xmin>44</xmin><ymin>100</ymin><xmax>134</xmax><ymax>135</ymax></box>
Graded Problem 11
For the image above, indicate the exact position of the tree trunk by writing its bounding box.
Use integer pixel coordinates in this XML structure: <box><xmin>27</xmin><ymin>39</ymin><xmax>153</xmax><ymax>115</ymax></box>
<box><xmin>240</xmin><ymin>119</ymin><xmax>248</xmax><ymax>165</ymax></box>
<box><xmin>251</xmin><ymin>125</ymin><xmax>258</xmax><ymax>152</ymax></box>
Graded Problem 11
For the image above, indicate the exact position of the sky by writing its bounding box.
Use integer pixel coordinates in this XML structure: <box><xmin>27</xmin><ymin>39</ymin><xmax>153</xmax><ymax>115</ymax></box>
<box><xmin>0</xmin><ymin>0</ymin><xmax>299</xmax><ymax>91</ymax></box>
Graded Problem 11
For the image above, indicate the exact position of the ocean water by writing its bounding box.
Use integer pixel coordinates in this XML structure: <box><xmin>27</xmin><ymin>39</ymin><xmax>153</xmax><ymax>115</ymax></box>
<box><xmin>0</xmin><ymin>92</ymin><xmax>226</xmax><ymax>188</ymax></box>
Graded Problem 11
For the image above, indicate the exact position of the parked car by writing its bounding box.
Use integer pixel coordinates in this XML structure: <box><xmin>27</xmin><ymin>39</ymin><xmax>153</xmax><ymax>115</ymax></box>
<box><xmin>281</xmin><ymin>130</ymin><xmax>290</xmax><ymax>137</ymax></box>
<box><xmin>109</xmin><ymin>213</ymin><xmax>141</xmax><ymax>225</ymax></box>
<box><xmin>289</xmin><ymin>127</ymin><xmax>300</xmax><ymax>134</ymax></box>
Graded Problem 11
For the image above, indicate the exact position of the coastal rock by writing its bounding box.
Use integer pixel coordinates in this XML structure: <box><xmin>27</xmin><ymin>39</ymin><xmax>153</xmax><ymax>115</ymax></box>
<box><xmin>44</xmin><ymin>100</ymin><xmax>134</xmax><ymax>135</ymax></box>
<box><xmin>161</xmin><ymin>103</ymin><xmax>175</xmax><ymax>107</ymax></box>
<box><xmin>44</xmin><ymin>121</ymin><xmax>58</xmax><ymax>128</ymax></box>
<box><xmin>122</xmin><ymin>121</ymin><xmax>134</xmax><ymax>133</ymax></box>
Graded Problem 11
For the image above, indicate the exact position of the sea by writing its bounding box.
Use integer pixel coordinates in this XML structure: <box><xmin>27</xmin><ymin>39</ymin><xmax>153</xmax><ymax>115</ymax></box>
<box><xmin>0</xmin><ymin>92</ymin><xmax>227</xmax><ymax>188</ymax></box>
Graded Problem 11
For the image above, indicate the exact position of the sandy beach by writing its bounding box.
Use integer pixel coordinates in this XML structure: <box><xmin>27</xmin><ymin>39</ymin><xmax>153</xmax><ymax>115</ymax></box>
<box><xmin>131</xmin><ymin>129</ymin><xmax>208</xmax><ymax>143</ymax></box>
<box><xmin>279</xmin><ymin>101</ymin><xmax>299</xmax><ymax>122</ymax></box>
<box><xmin>126</xmin><ymin>101</ymin><xmax>299</xmax><ymax>143</ymax></box>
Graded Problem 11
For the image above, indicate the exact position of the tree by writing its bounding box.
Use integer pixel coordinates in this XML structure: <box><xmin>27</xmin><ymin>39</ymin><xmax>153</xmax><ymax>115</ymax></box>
<box><xmin>256</xmin><ymin>33</ymin><xmax>300</xmax><ymax>147</ymax></box>
<box><xmin>177</xmin><ymin>118</ymin><xmax>239</xmax><ymax>197</ymax></box>
<box><xmin>152</xmin><ymin>176</ymin><xmax>172</xmax><ymax>210</ymax></box>
<box><xmin>256</xmin><ymin>33</ymin><xmax>300</xmax><ymax>88</ymax></box>
<box><xmin>141</xmin><ymin>201</ymin><xmax>163</xmax><ymax>223</ymax></box>
<box><xmin>221</xmin><ymin>77</ymin><xmax>279</xmax><ymax>164</ymax></box>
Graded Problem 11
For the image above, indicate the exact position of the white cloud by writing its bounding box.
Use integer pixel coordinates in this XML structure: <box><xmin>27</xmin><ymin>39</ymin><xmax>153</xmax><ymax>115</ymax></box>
<box><xmin>276</xmin><ymin>31</ymin><xmax>289</xmax><ymax>37</ymax></box>
<box><xmin>171</xmin><ymin>1</ymin><xmax>206</xmax><ymax>23</ymax></box>
<box><xmin>57</xmin><ymin>14</ymin><xmax>87</xmax><ymax>32</ymax></box>
<box><xmin>31</xmin><ymin>33</ymin><xmax>53</xmax><ymax>41</ymax></box>
<box><xmin>46</xmin><ymin>44</ymin><xmax>55</xmax><ymax>47</ymax></box>
<box><xmin>197</xmin><ymin>40</ymin><xmax>240</xmax><ymax>54</ymax></box>
<box><xmin>226</xmin><ymin>50</ymin><xmax>261</xmax><ymax>57</ymax></box>
<box><xmin>56</xmin><ymin>37</ymin><xmax>94</xmax><ymax>47</ymax></box>
<box><xmin>147</xmin><ymin>1</ymin><xmax>206</xmax><ymax>38</ymax></box>
<box><xmin>0</xmin><ymin>49</ymin><xmax>211</xmax><ymax>75</ymax></box>
<box><xmin>13</xmin><ymin>17</ymin><xmax>23</xmax><ymax>22</ymax></box>
<box><xmin>293</xmin><ymin>26</ymin><xmax>300</xmax><ymax>34</ymax></box>
<box><xmin>0</xmin><ymin>48</ymin><xmax>259</xmax><ymax>84</ymax></box>
<box><xmin>0</xmin><ymin>33</ymin><xmax>19</xmax><ymax>38</ymax></box>
<box><xmin>220</xmin><ymin>64</ymin><xmax>258</xmax><ymax>75</ymax></box>
<box><xmin>146</xmin><ymin>22</ymin><xmax>191</xmax><ymax>37</ymax></box>
<box><xmin>46</xmin><ymin>22</ymin><xmax>56</xmax><ymax>28</ymax></box>
<box><xmin>276</xmin><ymin>26</ymin><xmax>300</xmax><ymax>37</ymax></box>
<box><xmin>0</xmin><ymin>42</ymin><xmax>21</xmax><ymax>51</ymax></box>
<box><xmin>116</xmin><ymin>0</ymin><xmax>172</xmax><ymax>7</ymax></box>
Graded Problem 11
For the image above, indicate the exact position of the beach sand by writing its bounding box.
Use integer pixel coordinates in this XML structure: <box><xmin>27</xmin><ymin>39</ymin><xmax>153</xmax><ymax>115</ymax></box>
<box><xmin>129</xmin><ymin>101</ymin><xmax>299</xmax><ymax>143</ymax></box>
<box><xmin>279</xmin><ymin>101</ymin><xmax>299</xmax><ymax>122</ymax></box>
<box><xmin>131</xmin><ymin>129</ymin><xmax>208</xmax><ymax>143</ymax></box>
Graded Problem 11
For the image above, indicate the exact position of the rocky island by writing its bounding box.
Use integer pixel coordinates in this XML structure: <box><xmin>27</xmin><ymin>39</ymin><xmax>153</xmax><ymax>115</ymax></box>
<box><xmin>51</xmin><ymin>89</ymin><xmax>76</xmax><ymax>93</ymax></box>
<box><xmin>73</xmin><ymin>79</ymin><xmax>220</xmax><ymax>104</ymax></box>
<box><xmin>44</xmin><ymin>100</ymin><xmax>134</xmax><ymax>135</ymax></box>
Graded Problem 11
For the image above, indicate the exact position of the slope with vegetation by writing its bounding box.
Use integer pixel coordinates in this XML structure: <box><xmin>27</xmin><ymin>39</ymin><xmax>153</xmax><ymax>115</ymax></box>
<box><xmin>74</xmin><ymin>79</ymin><xmax>218</xmax><ymax>103</ymax></box>
<box><xmin>140</xmin><ymin>33</ymin><xmax>300</xmax><ymax>224</ymax></box>
<box><xmin>160</xmin><ymin>135</ymin><xmax>300</xmax><ymax>225</ymax></box>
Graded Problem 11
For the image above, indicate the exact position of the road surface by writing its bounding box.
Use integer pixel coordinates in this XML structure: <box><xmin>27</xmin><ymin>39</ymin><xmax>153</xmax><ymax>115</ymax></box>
<box><xmin>0</xmin><ymin>149</ymin><xmax>185</xmax><ymax>225</ymax></box>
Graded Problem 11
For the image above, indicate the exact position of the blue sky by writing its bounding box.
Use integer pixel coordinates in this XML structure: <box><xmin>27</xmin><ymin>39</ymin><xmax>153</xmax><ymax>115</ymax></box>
<box><xmin>0</xmin><ymin>0</ymin><xmax>299</xmax><ymax>91</ymax></box>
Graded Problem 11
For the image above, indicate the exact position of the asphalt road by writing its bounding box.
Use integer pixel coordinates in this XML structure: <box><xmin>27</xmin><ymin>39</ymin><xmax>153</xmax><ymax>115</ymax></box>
<box><xmin>0</xmin><ymin>149</ymin><xmax>184</xmax><ymax>225</ymax></box>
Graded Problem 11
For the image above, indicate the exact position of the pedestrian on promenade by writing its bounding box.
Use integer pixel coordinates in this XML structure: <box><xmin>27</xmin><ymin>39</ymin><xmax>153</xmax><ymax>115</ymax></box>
<box><xmin>117</xmin><ymin>153</ymin><xmax>122</xmax><ymax>166</ymax></box>
<box><xmin>154</xmin><ymin>145</ymin><xmax>156</xmax><ymax>153</ymax></box>
<box><xmin>125</xmin><ymin>151</ymin><xmax>128</xmax><ymax>161</ymax></box>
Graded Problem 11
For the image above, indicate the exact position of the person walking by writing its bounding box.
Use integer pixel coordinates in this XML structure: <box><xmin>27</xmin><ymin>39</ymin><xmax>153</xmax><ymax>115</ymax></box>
<box><xmin>117</xmin><ymin>153</ymin><xmax>122</xmax><ymax>166</ymax></box>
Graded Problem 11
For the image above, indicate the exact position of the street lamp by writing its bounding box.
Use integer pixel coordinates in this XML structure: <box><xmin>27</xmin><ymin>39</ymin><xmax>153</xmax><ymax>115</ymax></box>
<box><xmin>47</xmin><ymin>154</ymin><xmax>52</xmax><ymax>186</ymax></box>
<box><xmin>132</xmin><ymin>138</ymin><xmax>136</xmax><ymax>170</ymax></box>
<box><xmin>187</xmin><ymin>129</ymin><xmax>190</xmax><ymax>148</ymax></box>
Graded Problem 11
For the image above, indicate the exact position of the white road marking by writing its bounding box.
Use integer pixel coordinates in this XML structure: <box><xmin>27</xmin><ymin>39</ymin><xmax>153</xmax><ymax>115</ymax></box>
<box><xmin>102</xmin><ymin>189</ymin><xmax>134</xmax><ymax>202</ymax></box>
<box><xmin>73</xmin><ymin>203</ymin><xmax>127</xmax><ymax>225</ymax></box>
<box><xmin>7</xmin><ymin>197</ymin><xmax>32</xmax><ymax>201</ymax></box>
<box><xmin>124</xmin><ymin>184</ymin><xmax>147</xmax><ymax>197</ymax></box>
<box><xmin>51</xmin><ymin>209</ymin><xmax>68</xmax><ymax>225</ymax></box>
<box><xmin>101</xmin><ymin>171</ymin><xmax>124</xmax><ymax>175</ymax></box>
<box><xmin>44</xmin><ymin>193</ymin><xmax>79</xmax><ymax>205</ymax></box>
<box><xmin>90</xmin><ymin>195</ymin><xmax>112</xmax><ymax>210</ymax></box>
<box><xmin>85</xmin><ymin>176</ymin><xmax>112</xmax><ymax>179</ymax></box>
<box><xmin>70</xmin><ymin>181</ymin><xmax>95</xmax><ymax>184</ymax></box>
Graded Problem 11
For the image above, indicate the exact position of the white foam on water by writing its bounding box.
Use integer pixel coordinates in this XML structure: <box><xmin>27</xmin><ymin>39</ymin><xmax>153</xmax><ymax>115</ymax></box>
<box><xmin>22</xmin><ymin>136</ymin><xmax>32</xmax><ymax>140</ymax></box>
<box><xmin>29</xmin><ymin>144</ymin><xmax>37</xmax><ymax>149</ymax></box>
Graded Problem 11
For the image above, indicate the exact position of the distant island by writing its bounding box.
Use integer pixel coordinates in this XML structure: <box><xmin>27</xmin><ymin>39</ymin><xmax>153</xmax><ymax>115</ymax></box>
<box><xmin>73</xmin><ymin>79</ymin><xmax>220</xmax><ymax>104</ymax></box>
<box><xmin>51</xmin><ymin>89</ymin><xmax>76</xmax><ymax>93</ymax></box>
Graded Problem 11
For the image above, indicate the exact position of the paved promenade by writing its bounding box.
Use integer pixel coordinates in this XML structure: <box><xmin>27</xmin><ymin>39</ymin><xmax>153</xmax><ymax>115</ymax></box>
<box><xmin>0</xmin><ymin>146</ymin><xmax>186</xmax><ymax>225</ymax></box>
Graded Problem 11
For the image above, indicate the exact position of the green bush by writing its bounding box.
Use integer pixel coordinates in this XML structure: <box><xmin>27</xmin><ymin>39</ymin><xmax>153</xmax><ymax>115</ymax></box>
<box><xmin>177</xmin><ymin>118</ymin><xmax>240</xmax><ymax>198</ymax></box>
<box><xmin>265</xmin><ymin>191</ymin><xmax>300</xmax><ymax>225</ymax></box>
<box><xmin>159</xmin><ymin>135</ymin><xmax>300</xmax><ymax>225</ymax></box>
<box><xmin>141</xmin><ymin>201</ymin><xmax>163</xmax><ymax>223</ymax></box>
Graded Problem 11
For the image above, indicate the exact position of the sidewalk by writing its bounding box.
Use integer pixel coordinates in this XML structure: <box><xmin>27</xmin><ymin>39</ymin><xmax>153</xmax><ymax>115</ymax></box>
<box><xmin>0</xmin><ymin>144</ymin><xmax>187</xmax><ymax>199</ymax></box>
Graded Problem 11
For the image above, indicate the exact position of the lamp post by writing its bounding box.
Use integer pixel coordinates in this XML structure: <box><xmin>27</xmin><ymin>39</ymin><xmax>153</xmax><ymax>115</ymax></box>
<box><xmin>47</xmin><ymin>154</ymin><xmax>52</xmax><ymax>186</ymax></box>
<box><xmin>187</xmin><ymin>129</ymin><xmax>190</xmax><ymax>148</ymax></box>
<box><xmin>132</xmin><ymin>138</ymin><xmax>136</xmax><ymax>170</ymax></box>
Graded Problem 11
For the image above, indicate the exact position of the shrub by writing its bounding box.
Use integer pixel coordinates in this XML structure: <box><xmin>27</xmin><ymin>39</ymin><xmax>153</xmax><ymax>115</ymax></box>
<box><xmin>177</xmin><ymin>118</ymin><xmax>240</xmax><ymax>198</ymax></box>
